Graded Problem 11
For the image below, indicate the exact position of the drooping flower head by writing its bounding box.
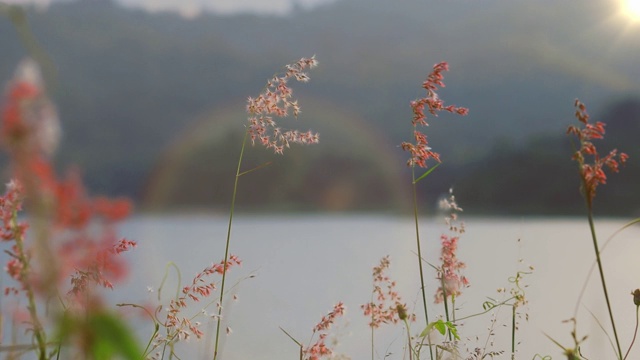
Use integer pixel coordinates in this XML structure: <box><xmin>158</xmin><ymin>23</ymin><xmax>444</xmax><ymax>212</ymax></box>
<box><xmin>361</xmin><ymin>256</ymin><xmax>415</xmax><ymax>328</ymax></box>
<box><xmin>246</xmin><ymin>56</ymin><xmax>319</xmax><ymax>154</ymax></box>
<box><xmin>567</xmin><ymin>99</ymin><xmax>628</xmax><ymax>205</ymax></box>
<box><xmin>303</xmin><ymin>302</ymin><xmax>345</xmax><ymax>360</ymax></box>
<box><xmin>401</xmin><ymin>62</ymin><xmax>468</xmax><ymax>168</ymax></box>
<box><xmin>150</xmin><ymin>255</ymin><xmax>242</xmax><ymax>350</ymax></box>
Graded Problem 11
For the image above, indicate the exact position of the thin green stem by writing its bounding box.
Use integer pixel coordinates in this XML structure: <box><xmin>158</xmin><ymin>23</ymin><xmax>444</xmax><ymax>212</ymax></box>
<box><xmin>583</xmin><ymin>306</ymin><xmax>618</xmax><ymax>357</ymax></box>
<box><xmin>369</xmin><ymin>292</ymin><xmax>374</xmax><ymax>360</ymax></box>
<box><xmin>157</xmin><ymin>262</ymin><xmax>181</xmax><ymax>302</ymax></box>
<box><xmin>411</xmin><ymin>166</ymin><xmax>433</xmax><ymax>360</ymax></box>
<box><xmin>573</xmin><ymin>218</ymin><xmax>640</xmax><ymax>319</ymax></box>
<box><xmin>441</xmin><ymin>279</ymin><xmax>450</xmax><ymax>323</ymax></box>
<box><xmin>370</xmin><ymin>325</ymin><xmax>374</xmax><ymax>360</ymax></box>
<box><xmin>439</xmin><ymin>273</ymin><xmax>452</xmax><ymax>342</ymax></box>
<box><xmin>11</xmin><ymin>210</ymin><xmax>47</xmax><ymax>360</ymax></box>
<box><xmin>624</xmin><ymin>306</ymin><xmax>639</xmax><ymax>360</ymax></box>
<box><xmin>213</xmin><ymin>130</ymin><xmax>249</xmax><ymax>360</ymax></box>
<box><xmin>117</xmin><ymin>303</ymin><xmax>160</xmax><ymax>357</ymax></box>
<box><xmin>1</xmin><ymin>4</ymin><xmax>57</xmax><ymax>92</ymax></box>
<box><xmin>451</xmin><ymin>294</ymin><xmax>456</xmax><ymax>322</ymax></box>
<box><xmin>403</xmin><ymin>319</ymin><xmax>414</xmax><ymax>360</ymax></box>
<box><xmin>511</xmin><ymin>305</ymin><xmax>516</xmax><ymax>360</ymax></box>
<box><xmin>586</xmin><ymin>205</ymin><xmax>622</xmax><ymax>359</ymax></box>
<box><xmin>453</xmin><ymin>296</ymin><xmax>517</xmax><ymax>322</ymax></box>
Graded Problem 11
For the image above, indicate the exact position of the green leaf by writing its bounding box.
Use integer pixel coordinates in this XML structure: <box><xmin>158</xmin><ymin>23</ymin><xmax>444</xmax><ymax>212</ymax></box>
<box><xmin>413</xmin><ymin>163</ymin><xmax>441</xmax><ymax>184</ymax></box>
<box><xmin>445</xmin><ymin>321</ymin><xmax>460</xmax><ymax>340</ymax></box>
<box><xmin>419</xmin><ymin>320</ymin><xmax>460</xmax><ymax>341</ymax></box>
<box><xmin>434</xmin><ymin>320</ymin><xmax>446</xmax><ymax>335</ymax></box>
<box><xmin>420</xmin><ymin>319</ymin><xmax>447</xmax><ymax>338</ymax></box>
<box><xmin>87</xmin><ymin>313</ymin><xmax>143</xmax><ymax>360</ymax></box>
<box><xmin>279</xmin><ymin>326</ymin><xmax>303</xmax><ymax>347</ymax></box>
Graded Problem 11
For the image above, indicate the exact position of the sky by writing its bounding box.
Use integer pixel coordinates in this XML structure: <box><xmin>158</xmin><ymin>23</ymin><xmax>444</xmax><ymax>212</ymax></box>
<box><xmin>5</xmin><ymin>0</ymin><xmax>640</xmax><ymax>21</ymax></box>
<box><xmin>127</xmin><ymin>0</ymin><xmax>339</xmax><ymax>16</ymax></box>
<box><xmin>2</xmin><ymin>0</ymin><xmax>339</xmax><ymax>16</ymax></box>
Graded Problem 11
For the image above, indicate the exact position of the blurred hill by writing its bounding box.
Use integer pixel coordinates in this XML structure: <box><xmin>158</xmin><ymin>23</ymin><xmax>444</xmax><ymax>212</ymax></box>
<box><xmin>0</xmin><ymin>0</ymin><xmax>638</xmax><ymax>214</ymax></box>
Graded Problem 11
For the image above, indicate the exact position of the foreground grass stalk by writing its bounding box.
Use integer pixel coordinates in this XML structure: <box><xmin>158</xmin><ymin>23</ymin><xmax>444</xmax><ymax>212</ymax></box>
<box><xmin>585</xmin><ymin>204</ymin><xmax>622</xmax><ymax>359</ymax></box>
<box><xmin>439</xmin><ymin>274</ymin><xmax>452</xmax><ymax>341</ymax></box>
<box><xmin>411</xmin><ymin>167</ymin><xmax>434</xmax><ymax>360</ymax></box>
<box><xmin>409</xmin><ymin>183</ymin><xmax>438</xmax><ymax>360</ymax></box>
<box><xmin>403</xmin><ymin>318</ymin><xmax>414</xmax><ymax>360</ymax></box>
<box><xmin>212</xmin><ymin>56</ymin><xmax>318</xmax><ymax>359</ymax></box>
<box><xmin>511</xmin><ymin>305</ymin><xmax>516</xmax><ymax>360</ymax></box>
<box><xmin>402</xmin><ymin>62</ymin><xmax>467</xmax><ymax>360</ymax></box>
<box><xmin>451</xmin><ymin>294</ymin><xmax>456</xmax><ymax>322</ymax></box>
<box><xmin>370</xmin><ymin>293</ymin><xmax>374</xmax><ymax>360</ymax></box>
<box><xmin>412</xmin><ymin>169</ymin><xmax>430</xmax><ymax>323</ymax></box>
<box><xmin>567</xmin><ymin>99</ymin><xmax>628</xmax><ymax>360</ymax></box>
<box><xmin>213</xmin><ymin>130</ymin><xmax>249</xmax><ymax>360</ymax></box>
<box><xmin>10</xmin><ymin>210</ymin><xmax>47</xmax><ymax>359</ymax></box>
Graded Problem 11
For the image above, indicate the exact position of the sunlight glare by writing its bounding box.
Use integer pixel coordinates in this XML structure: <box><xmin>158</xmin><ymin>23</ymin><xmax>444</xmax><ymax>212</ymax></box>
<box><xmin>622</xmin><ymin>0</ymin><xmax>640</xmax><ymax>21</ymax></box>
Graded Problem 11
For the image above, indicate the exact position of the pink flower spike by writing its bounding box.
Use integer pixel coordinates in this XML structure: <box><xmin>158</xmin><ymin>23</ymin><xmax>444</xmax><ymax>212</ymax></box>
<box><xmin>303</xmin><ymin>301</ymin><xmax>345</xmax><ymax>360</ymax></box>
<box><xmin>402</xmin><ymin>62</ymin><xmax>468</xmax><ymax>168</ymax></box>
<box><xmin>435</xmin><ymin>189</ymin><xmax>468</xmax><ymax>304</ymax></box>
<box><xmin>246</xmin><ymin>57</ymin><xmax>319</xmax><ymax>154</ymax></box>
<box><xmin>567</xmin><ymin>99</ymin><xmax>628</xmax><ymax>203</ymax></box>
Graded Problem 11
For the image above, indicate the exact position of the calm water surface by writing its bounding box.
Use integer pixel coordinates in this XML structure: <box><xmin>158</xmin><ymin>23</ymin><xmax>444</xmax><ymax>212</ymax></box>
<box><xmin>112</xmin><ymin>214</ymin><xmax>640</xmax><ymax>359</ymax></box>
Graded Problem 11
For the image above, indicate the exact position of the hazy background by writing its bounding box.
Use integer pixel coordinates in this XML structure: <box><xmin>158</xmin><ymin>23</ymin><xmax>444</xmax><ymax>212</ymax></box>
<box><xmin>2</xmin><ymin>2</ymin><xmax>640</xmax><ymax>359</ymax></box>
<box><xmin>1</xmin><ymin>0</ymin><xmax>639</xmax><ymax>215</ymax></box>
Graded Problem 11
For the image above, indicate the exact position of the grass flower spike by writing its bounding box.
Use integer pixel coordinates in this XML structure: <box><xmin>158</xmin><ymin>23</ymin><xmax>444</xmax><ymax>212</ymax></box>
<box><xmin>567</xmin><ymin>99</ymin><xmax>628</xmax><ymax>205</ymax></box>
<box><xmin>246</xmin><ymin>56</ymin><xmax>319</xmax><ymax>154</ymax></box>
<box><xmin>303</xmin><ymin>302</ymin><xmax>345</xmax><ymax>360</ymax></box>
<box><xmin>402</xmin><ymin>62</ymin><xmax>468</xmax><ymax>168</ymax></box>
<box><xmin>361</xmin><ymin>256</ymin><xmax>414</xmax><ymax>328</ymax></box>
<box><xmin>435</xmin><ymin>190</ymin><xmax>468</xmax><ymax>305</ymax></box>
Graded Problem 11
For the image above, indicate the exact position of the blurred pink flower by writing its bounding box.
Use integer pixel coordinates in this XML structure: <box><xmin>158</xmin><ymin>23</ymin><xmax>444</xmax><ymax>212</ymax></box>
<box><xmin>1</xmin><ymin>58</ymin><xmax>60</xmax><ymax>158</ymax></box>
<box><xmin>0</xmin><ymin>59</ymin><xmax>136</xmax><ymax>307</ymax></box>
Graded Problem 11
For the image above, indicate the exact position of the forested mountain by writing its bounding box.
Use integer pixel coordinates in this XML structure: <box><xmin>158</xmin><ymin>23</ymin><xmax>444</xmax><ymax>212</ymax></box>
<box><xmin>1</xmin><ymin>0</ymin><xmax>638</xmax><ymax>214</ymax></box>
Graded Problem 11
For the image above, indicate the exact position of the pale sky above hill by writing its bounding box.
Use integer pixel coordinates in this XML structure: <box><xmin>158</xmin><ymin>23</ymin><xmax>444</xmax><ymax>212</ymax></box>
<box><xmin>3</xmin><ymin>0</ymin><xmax>339</xmax><ymax>17</ymax></box>
<box><xmin>129</xmin><ymin>0</ymin><xmax>338</xmax><ymax>16</ymax></box>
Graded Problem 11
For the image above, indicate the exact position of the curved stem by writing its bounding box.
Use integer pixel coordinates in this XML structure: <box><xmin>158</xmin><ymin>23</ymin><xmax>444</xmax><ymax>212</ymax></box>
<box><xmin>213</xmin><ymin>130</ymin><xmax>249</xmax><ymax>360</ymax></box>
<box><xmin>453</xmin><ymin>296</ymin><xmax>517</xmax><ymax>322</ymax></box>
<box><xmin>623</xmin><ymin>306</ymin><xmax>640</xmax><ymax>360</ymax></box>
<box><xmin>573</xmin><ymin>218</ymin><xmax>640</xmax><ymax>319</ymax></box>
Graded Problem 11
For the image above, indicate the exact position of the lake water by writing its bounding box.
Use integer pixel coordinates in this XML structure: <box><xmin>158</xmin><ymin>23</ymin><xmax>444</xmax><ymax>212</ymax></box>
<box><xmin>104</xmin><ymin>214</ymin><xmax>640</xmax><ymax>359</ymax></box>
